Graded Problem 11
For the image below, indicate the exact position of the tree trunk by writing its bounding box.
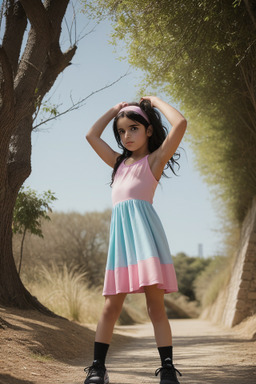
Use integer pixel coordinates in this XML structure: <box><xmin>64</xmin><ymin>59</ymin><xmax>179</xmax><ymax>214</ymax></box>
<box><xmin>0</xmin><ymin>0</ymin><xmax>76</xmax><ymax>313</ymax></box>
<box><xmin>18</xmin><ymin>228</ymin><xmax>26</xmax><ymax>275</ymax></box>
<box><xmin>0</xmin><ymin>182</ymin><xmax>54</xmax><ymax>314</ymax></box>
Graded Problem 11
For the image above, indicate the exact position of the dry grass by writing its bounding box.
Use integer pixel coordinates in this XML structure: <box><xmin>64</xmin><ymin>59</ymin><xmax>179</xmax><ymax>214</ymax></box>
<box><xmin>21</xmin><ymin>263</ymin><xmax>200</xmax><ymax>326</ymax></box>
<box><xmin>165</xmin><ymin>293</ymin><xmax>201</xmax><ymax>318</ymax></box>
<box><xmin>194</xmin><ymin>255</ymin><xmax>233</xmax><ymax>308</ymax></box>
<box><xmin>21</xmin><ymin>264</ymin><xmax>150</xmax><ymax>326</ymax></box>
<box><xmin>121</xmin><ymin>294</ymin><xmax>149</xmax><ymax>324</ymax></box>
<box><xmin>22</xmin><ymin>263</ymin><xmax>105</xmax><ymax>324</ymax></box>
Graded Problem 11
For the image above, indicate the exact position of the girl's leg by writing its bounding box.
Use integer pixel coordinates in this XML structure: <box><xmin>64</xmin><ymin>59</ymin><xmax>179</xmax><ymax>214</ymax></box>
<box><xmin>144</xmin><ymin>284</ymin><xmax>172</xmax><ymax>347</ymax></box>
<box><xmin>95</xmin><ymin>293</ymin><xmax>127</xmax><ymax>344</ymax></box>
<box><xmin>144</xmin><ymin>286</ymin><xmax>181</xmax><ymax>383</ymax></box>
<box><xmin>84</xmin><ymin>294</ymin><xmax>127</xmax><ymax>384</ymax></box>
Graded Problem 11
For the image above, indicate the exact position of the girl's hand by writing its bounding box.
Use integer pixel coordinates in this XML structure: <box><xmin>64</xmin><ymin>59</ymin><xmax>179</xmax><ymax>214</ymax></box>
<box><xmin>113</xmin><ymin>101</ymin><xmax>128</xmax><ymax>114</ymax></box>
<box><xmin>140</xmin><ymin>96</ymin><xmax>160</xmax><ymax>108</ymax></box>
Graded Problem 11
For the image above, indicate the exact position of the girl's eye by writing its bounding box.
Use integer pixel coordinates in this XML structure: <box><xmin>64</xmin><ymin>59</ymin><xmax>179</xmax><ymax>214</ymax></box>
<box><xmin>131</xmin><ymin>126</ymin><xmax>138</xmax><ymax>131</ymax></box>
<box><xmin>118</xmin><ymin>130</ymin><xmax>124</xmax><ymax>135</ymax></box>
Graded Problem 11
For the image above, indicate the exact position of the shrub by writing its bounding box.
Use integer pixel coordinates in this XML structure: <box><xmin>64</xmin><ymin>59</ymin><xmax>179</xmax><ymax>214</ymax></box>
<box><xmin>172</xmin><ymin>253</ymin><xmax>211</xmax><ymax>301</ymax></box>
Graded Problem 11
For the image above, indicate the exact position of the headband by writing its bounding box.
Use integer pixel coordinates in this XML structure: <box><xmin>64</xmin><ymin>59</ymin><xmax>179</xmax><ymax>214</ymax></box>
<box><xmin>118</xmin><ymin>106</ymin><xmax>150</xmax><ymax>124</ymax></box>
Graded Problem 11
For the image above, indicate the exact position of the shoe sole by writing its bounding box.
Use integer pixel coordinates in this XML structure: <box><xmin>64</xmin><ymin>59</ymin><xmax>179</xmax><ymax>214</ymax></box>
<box><xmin>84</xmin><ymin>369</ymin><xmax>109</xmax><ymax>384</ymax></box>
<box><xmin>84</xmin><ymin>378</ymin><xmax>109</xmax><ymax>384</ymax></box>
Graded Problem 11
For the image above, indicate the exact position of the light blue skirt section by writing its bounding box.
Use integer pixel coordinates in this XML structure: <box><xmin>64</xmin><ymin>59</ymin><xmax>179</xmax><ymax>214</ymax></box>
<box><xmin>106</xmin><ymin>199</ymin><xmax>174</xmax><ymax>271</ymax></box>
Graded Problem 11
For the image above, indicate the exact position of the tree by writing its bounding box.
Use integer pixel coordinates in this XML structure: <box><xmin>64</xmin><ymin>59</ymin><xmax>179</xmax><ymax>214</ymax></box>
<box><xmin>84</xmin><ymin>0</ymin><xmax>256</xmax><ymax>225</ymax></box>
<box><xmin>13</xmin><ymin>187</ymin><xmax>56</xmax><ymax>275</ymax></box>
<box><xmin>0</xmin><ymin>0</ymin><xmax>79</xmax><ymax>311</ymax></box>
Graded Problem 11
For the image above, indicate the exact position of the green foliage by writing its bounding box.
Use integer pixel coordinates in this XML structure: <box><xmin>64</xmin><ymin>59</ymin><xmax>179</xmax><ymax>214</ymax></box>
<box><xmin>13</xmin><ymin>186</ymin><xmax>57</xmax><ymax>274</ymax></box>
<box><xmin>13</xmin><ymin>187</ymin><xmax>57</xmax><ymax>238</ymax></box>
<box><xmin>173</xmin><ymin>253</ymin><xmax>211</xmax><ymax>301</ymax></box>
<box><xmin>41</xmin><ymin>103</ymin><xmax>59</xmax><ymax>117</ymax></box>
<box><xmin>173</xmin><ymin>252</ymin><xmax>233</xmax><ymax>307</ymax></box>
<box><xmin>84</xmin><ymin>0</ymin><xmax>256</xmax><ymax>225</ymax></box>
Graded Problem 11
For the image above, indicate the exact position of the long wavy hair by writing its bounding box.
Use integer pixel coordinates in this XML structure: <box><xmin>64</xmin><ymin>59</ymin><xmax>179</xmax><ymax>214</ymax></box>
<box><xmin>111</xmin><ymin>99</ymin><xmax>180</xmax><ymax>185</ymax></box>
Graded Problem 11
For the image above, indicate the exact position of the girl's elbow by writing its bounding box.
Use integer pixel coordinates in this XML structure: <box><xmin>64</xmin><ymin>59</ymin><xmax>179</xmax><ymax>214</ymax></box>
<box><xmin>182</xmin><ymin>117</ymin><xmax>187</xmax><ymax>126</ymax></box>
<box><xmin>181</xmin><ymin>118</ymin><xmax>187</xmax><ymax>130</ymax></box>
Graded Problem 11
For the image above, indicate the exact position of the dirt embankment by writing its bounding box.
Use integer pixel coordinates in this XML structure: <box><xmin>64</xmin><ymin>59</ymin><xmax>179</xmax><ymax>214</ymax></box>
<box><xmin>0</xmin><ymin>307</ymin><xmax>255</xmax><ymax>384</ymax></box>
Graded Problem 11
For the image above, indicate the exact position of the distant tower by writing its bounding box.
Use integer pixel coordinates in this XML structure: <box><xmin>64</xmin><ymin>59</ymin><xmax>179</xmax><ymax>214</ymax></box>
<box><xmin>198</xmin><ymin>243</ymin><xmax>203</xmax><ymax>258</ymax></box>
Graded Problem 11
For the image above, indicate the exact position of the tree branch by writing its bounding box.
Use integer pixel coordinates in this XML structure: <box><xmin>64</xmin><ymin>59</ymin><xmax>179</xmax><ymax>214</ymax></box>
<box><xmin>14</xmin><ymin>2</ymin><xmax>77</xmax><ymax>121</ymax></box>
<box><xmin>14</xmin><ymin>1</ymin><xmax>53</xmax><ymax>120</ymax></box>
<box><xmin>33</xmin><ymin>44</ymin><xmax>77</xmax><ymax>116</ymax></box>
<box><xmin>45</xmin><ymin>0</ymin><xmax>70</xmax><ymax>43</ymax></box>
<box><xmin>19</xmin><ymin>0</ymin><xmax>51</xmax><ymax>37</ymax></box>
<box><xmin>243</xmin><ymin>0</ymin><xmax>256</xmax><ymax>30</ymax></box>
<box><xmin>33</xmin><ymin>73</ymin><xmax>128</xmax><ymax>130</ymax></box>
<box><xmin>0</xmin><ymin>46</ymin><xmax>14</xmax><ymax>113</ymax></box>
<box><xmin>2</xmin><ymin>1</ymin><xmax>27</xmax><ymax>76</ymax></box>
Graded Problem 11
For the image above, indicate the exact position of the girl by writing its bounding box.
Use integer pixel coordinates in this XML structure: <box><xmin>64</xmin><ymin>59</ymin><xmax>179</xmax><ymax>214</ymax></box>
<box><xmin>84</xmin><ymin>96</ymin><xmax>187</xmax><ymax>384</ymax></box>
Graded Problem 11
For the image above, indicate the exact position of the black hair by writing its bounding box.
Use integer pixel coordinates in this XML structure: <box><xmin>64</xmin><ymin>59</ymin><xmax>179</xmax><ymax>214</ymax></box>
<box><xmin>111</xmin><ymin>99</ymin><xmax>180</xmax><ymax>185</ymax></box>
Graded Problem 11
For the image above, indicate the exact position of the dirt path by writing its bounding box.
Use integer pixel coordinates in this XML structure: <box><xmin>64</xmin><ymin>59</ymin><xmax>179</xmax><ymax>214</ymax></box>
<box><xmin>1</xmin><ymin>308</ymin><xmax>255</xmax><ymax>384</ymax></box>
<box><xmin>70</xmin><ymin>320</ymin><xmax>256</xmax><ymax>384</ymax></box>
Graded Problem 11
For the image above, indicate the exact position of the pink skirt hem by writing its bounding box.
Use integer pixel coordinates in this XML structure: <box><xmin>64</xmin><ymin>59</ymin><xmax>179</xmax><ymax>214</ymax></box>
<box><xmin>103</xmin><ymin>256</ymin><xmax>178</xmax><ymax>296</ymax></box>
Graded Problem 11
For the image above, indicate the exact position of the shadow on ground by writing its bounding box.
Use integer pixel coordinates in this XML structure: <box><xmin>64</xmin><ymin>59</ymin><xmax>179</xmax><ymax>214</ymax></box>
<box><xmin>0</xmin><ymin>374</ymin><xmax>35</xmax><ymax>384</ymax></box>
<box><xmin>103</xmin><ymin>323</ymin><xmax>256</xmax><ymax>384</ymax></box>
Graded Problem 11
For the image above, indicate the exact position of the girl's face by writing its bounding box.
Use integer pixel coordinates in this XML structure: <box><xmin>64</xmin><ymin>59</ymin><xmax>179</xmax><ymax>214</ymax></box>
<box><xmin>116</xmin><ymin>116</ymin><xmax>152</xmax><ymax>153</ymax></box>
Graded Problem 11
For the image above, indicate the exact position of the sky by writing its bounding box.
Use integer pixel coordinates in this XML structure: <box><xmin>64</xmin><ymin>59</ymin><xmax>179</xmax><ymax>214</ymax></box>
<box><xmin>7</xmin><ymin>3</ymin><xmax>223</xmax><ymax>258</ymax></box>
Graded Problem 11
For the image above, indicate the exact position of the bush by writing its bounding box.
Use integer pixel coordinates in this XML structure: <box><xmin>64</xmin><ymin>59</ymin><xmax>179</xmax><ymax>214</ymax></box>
<box><xmin>173</xmin><ymin>253</ymin><xmax>211</xmax><ymax>301</ymax></box>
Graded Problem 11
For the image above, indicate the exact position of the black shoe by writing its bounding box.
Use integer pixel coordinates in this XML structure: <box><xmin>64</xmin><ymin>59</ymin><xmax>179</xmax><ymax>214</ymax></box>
<box><xmin>155</xmin><ymin>358</ymin><xmax>182</xmax><ymax>384</ymax></box>
<box><xmin>84</xmin><ymin>360</ymin><xmax>109</xmax><ymax>384</ymax></box>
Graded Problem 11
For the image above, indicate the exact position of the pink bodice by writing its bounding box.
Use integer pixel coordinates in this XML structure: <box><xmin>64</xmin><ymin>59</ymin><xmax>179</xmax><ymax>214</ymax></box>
<box><xmin>112</xmin><ymin>155</ymin><xmax>158</xmax><ymax>206</ymax></box>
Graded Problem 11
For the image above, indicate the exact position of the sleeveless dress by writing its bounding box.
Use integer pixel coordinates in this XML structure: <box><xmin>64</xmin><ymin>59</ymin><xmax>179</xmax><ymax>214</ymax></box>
<box><xmin>103</xmin><ymin>155</ymin><xmax>178</xmax><ymax>296</ymax></box>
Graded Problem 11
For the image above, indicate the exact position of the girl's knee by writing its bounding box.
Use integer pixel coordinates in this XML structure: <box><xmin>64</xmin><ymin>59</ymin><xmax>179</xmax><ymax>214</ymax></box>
<box><xmin>145</xmin><ymin>286</ymin><xmax>166</xmax><ymax>323</ymax></box>
<box><xmin>102</xmin><ymin>295</ymin><xmax>125</xmax><ymax>322</ymax></box>
<box><xmin>147</xmin><ymin>301</ymin><xmax>167</xmax><ymax>323</ymax></box>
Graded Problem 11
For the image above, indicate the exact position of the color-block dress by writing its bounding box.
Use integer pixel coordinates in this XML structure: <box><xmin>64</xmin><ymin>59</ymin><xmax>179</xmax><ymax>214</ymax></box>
<box><xmin>103</xmin><ymin>155</ymin><xmax>178</xmax><ymax>296</ymax></box>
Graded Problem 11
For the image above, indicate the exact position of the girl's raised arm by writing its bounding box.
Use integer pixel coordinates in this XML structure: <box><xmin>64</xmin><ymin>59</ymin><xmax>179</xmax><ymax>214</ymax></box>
<box><xmin>142</xmin><ymin>96</ymin><xmax>187</xmax><ymax>179</ymax></box>
<box><xmin>86</xmin><ymin>102</ymin><xmax>127</xmax><ymax>168</ymax></box>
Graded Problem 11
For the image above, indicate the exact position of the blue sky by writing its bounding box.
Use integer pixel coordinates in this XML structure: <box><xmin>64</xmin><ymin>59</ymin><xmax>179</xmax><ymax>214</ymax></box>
<box><xmin>12</xmin><ymin>3</ymin><xmax>222</xmax><ymax>258</ymax></box>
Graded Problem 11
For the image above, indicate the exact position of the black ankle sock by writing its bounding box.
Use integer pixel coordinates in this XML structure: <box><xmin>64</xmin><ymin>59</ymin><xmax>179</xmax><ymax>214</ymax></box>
<box><xmin>94</xmin><ymin>342</ymin><xmax>109</xmax><ymax>365</ymax></box>
<box><xmin>158</xmin><ymin>346</ymin><xmax>173</xmax><ymax>365</ymax></box>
